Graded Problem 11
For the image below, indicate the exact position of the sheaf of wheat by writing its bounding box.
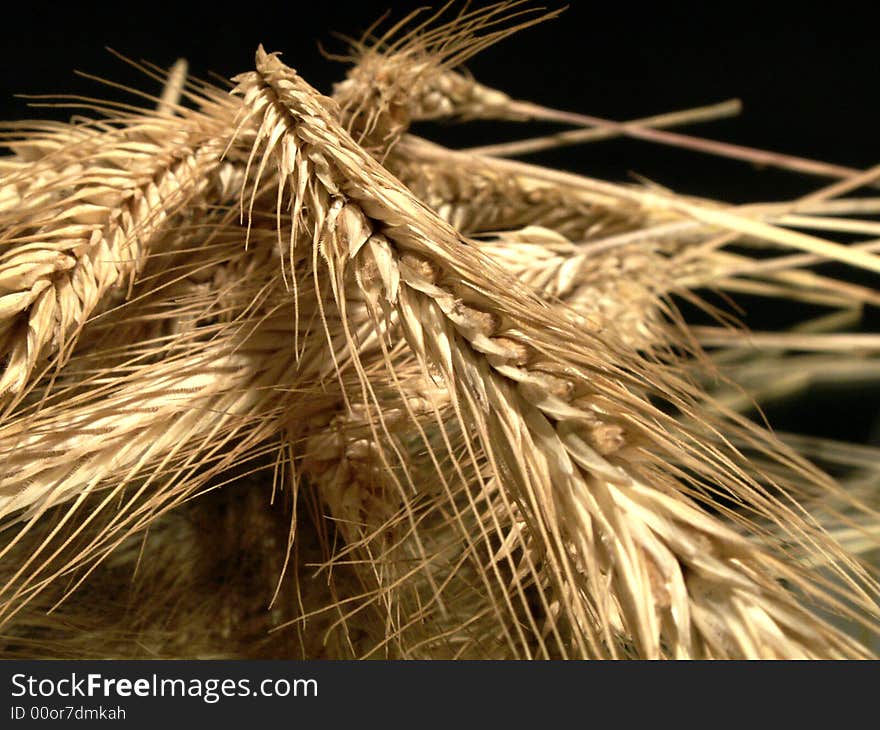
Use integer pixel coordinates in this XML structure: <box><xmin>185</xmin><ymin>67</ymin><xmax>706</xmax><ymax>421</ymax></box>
<box><xmin>0</xmin><ymin>3</ymin><xmax>878</xmax><ymax>659</ymax></box>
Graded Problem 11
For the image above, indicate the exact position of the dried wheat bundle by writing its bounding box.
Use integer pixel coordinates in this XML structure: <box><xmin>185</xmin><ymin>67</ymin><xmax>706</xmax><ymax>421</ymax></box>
<box><xmin>0</xmin><ymin>3</ymin><xmax>878</xmax><ymax>659</ymax></box>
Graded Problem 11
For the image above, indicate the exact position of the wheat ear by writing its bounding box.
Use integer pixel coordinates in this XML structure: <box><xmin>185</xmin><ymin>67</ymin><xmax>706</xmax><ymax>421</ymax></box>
<box><xmin>0</xmin><ymin>113</ymin><xmax>232</xmax><ymax>402</ymax></box>
<box><xmin>226</xmin><ymin>47</ymin><xmax>878</xmax><ymax>658</ymax></box>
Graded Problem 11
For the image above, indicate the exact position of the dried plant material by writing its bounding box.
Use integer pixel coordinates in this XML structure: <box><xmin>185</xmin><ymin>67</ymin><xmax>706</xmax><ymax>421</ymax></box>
<box><xmin>0</xmin><ymin>78</ymin><xmax>241</xmax><ymax>405</ymax></box>
<box><xmin>0</xmin><ymin>3</ymin><xmax>877</xmax><ymax>660</ymax></box>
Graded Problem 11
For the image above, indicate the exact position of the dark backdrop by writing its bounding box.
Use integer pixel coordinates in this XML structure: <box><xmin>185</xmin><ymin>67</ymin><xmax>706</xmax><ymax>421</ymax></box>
<box><xmin>1</xmin><ymin>1</ymin><xmax>877</xmax><ymax>445</ymax></box>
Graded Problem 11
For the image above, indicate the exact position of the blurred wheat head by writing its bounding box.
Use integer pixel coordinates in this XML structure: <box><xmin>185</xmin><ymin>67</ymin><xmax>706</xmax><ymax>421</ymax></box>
<box><xmin>0</xmin><ymin>2</ymin><xmax>878</xmax><ymax>659</ymax></box>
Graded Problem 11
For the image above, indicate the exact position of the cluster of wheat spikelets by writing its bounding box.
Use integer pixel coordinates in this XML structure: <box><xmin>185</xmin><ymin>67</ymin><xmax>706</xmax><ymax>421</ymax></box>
<box><xmin>0</xmin><ymin>4</ymin><xmax>878</xmax><ymax>659</ymax></box>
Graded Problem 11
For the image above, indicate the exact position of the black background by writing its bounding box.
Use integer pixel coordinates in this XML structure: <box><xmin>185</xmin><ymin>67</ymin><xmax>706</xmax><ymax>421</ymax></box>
<box><xmin>1</xmin><ymin>1</ymin><xmax>878</xmax><ymax>445</ymax></box>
